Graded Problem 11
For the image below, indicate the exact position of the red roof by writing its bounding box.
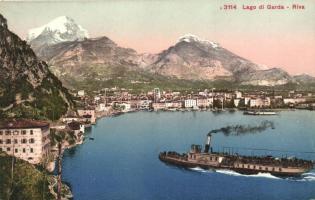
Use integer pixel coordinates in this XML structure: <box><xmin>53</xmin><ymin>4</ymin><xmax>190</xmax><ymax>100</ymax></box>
<box><xmin>0</xmin><ymin>119</ymin><xmax>49</xmax><ymax>129</ymax></box>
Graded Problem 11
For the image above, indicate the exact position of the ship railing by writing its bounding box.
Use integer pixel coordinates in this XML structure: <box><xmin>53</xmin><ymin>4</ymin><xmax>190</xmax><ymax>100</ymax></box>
<box><xmin>235</xmin><ymin>156</ymin><xmax>313</xmax><ymax>168</ymax></box>
<box><xmin>164</xmin><ymin>151</ymin><xmax>187</xmax><ymax>160</ymax></box>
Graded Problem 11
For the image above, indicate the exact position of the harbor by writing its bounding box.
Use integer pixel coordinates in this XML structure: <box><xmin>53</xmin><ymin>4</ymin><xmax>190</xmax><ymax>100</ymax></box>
<box><xmin>61</xmin><ymin>110</ymin><xmax>315</xmax><ymax>200</ymax></box>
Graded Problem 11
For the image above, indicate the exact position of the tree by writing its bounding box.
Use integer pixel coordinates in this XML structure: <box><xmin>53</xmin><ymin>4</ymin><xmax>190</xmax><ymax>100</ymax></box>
<box><xmin>49</xmin><ymin>129</ymin><xmax>76</xmax><ymax>200</ymax></box>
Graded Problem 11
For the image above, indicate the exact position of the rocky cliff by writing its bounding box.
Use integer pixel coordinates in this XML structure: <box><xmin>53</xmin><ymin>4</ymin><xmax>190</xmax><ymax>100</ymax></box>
<box><xmin>0</xmin><ymin>14</ymin><xmax>73</xmax><ymax>120</ymax></box>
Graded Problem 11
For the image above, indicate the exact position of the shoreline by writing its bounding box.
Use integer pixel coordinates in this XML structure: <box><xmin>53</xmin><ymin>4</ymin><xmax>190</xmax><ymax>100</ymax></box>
<box><xmin>57</xmin><ymin>107</ymin><xmax>314</xmax><ymax>199</ymax></box>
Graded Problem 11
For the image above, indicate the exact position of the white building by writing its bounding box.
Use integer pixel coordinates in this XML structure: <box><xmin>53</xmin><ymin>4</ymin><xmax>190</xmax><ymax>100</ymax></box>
<box><xmin>78</xmin><ymin>90</ymin><xmax>85</xmax><ymax>97</ymax></box>
<box><xmin>0</xmin><ymin>119</ymin><xmax>51</xmax><ymax>164</ymax></box>
<box><xmin>96</xmin><ymin>103</ymin><xmax>107</xmax><ymax>112</ymax></box>
<box><xmin>235</xmin><ymin>91</ymin><xmax>242</xmax><ymax>99</ymax></box>
<box><xmin>94</xmin><ymin>96</ymin><xmax>101</xmax><ymax>102</ymax></box>
<box><xmin>153</xmin><ymin>88</ymin><xmax>161</xmax><ymax>102</ymax></box>
<box><xmin>184</xmin><ymin>99</ymin><xmax>197</xmax><ymax>108</ymax></box>
<box><xmin>121</xmin><ymin>103</ymin><xmax>131</xmax><ymax>112</ymax></box>
<box><xmin>62</xmin><ymin>116</ymin><xmax>80</xmax><ymax>123</ymax></box>
<box><xmin>249</xmin><ymin>97</ymin><xmax>271</xmax><ymax>108</ymax></box>
<box><xmin>67</xmin><ymin>121</ymin><xmax>85</xmax><ymax>144</ymax></box>
<box><xmin>244</xmin><ymin>97</ymin><xmax>251</xmax><ymax>106</ymax></box>
<box><xmin>283</xmin><ymin>98</ymin><xmax>306</xmax><ymax>105</ymax></box>
<box><xmin>140</xmin><ymin>100</ymin><xmax>152</xmax><ymax>110</ymax></box>
<box><xmin>234</xmin><ymin>99</ymin><xmax>241</xmax><ymax>107</ymax></box>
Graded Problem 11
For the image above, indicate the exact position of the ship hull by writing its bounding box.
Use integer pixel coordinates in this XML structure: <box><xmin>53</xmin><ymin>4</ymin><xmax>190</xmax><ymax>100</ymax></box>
<box><xmin>243</xmin><ymin>111</ymin><xmax>277</xmax><ymax>115</ymax></box>
<box><xmin>159</xmin><ymin>153</ymin><xmax>307</xmax><ymax>177</ymax></box>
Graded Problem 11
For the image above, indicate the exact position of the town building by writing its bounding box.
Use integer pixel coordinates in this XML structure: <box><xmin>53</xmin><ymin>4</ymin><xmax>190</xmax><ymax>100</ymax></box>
<box><xmin>165</xmin><ymin>101</ymin><xmax>183</xmax><ymax>109</ymax></box>
<box><xmin>196</xmin><ymin>98</ymin><xmax>209</xmax><ymax>108</ymax></box>
<box><xmin>139</xmin><ymin>100</ymin><xmax>152</xmax><ymax>110</ymax></box>
<box><xmin>77</xmin><ymin>109</ymin><xmax>96</xmax><ymax>124</ymax></box>
<box><xmin>152</xmin><ymin>102</ymin><xmax>166</xmax><ymax>110</ymax></box>
<box><xmin>234</xmin><ymin>99</ymin><xmax>241</xmax><ymax>107</ymax></box>
<box><xmin>78</xmin><ymin>90</ymin><xmax>85</xmax><ymax>97</ymax></box>
<box><xmin>0</xmin><ymin>119</ymin><xmax>51</xmax><ymax>164</ymax></box>
<box><xmin>249</xmin><ymin>97</ymin><xmax>271</xmax><ymax>108</ymax></box>
<box><xmin>67</xmin><ymin>122</ymin><xmax>85</xmax><ymax>144</ymax></box>
<box><xmin>153</xmin><ymin>88</ymin><xmax>161</xmax><ymax>103</ymax></box>
<box><xmin>235</xmin><ymin>91</ymin><xmax>242</xmax><ymax>99</ymax></box>
<box><xmin>184</xmin><ymin>99</ymin><xmax>197</xmax><ymax>108</ymax></box>
<box><xmin>244</xmin><ymin>97</ymin><xmax>251</xmax><ymax>106</ymax></box>
<box><xmin>283</xmin><ymin>98</ymin><xmax>306</xmax><ymax>105</ymax></box>
<box><xmin>96</xmin><ymin>103</ymin><xmax>107</xmax><ymax>112</ymax></box>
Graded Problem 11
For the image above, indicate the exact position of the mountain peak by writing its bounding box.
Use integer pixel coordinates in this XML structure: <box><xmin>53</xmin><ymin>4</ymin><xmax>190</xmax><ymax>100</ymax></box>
<box><xmin>27</xmin><ymin>16</ymin><xmax>89</xmax><ymax>44</ymax></box>
<box><xmin>178</xmin><ymin>34</ymin><xmax>220</xmax><ymax>48</ymax></box>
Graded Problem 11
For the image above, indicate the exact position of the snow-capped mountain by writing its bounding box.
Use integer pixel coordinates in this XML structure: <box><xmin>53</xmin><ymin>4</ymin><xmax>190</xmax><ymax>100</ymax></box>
<box><xmin>142</xmin><ymin>34</ymin><xmax>292</xmax><ymax>85</ymax></box>
<box><xmin>33</xmin><ymin>33</ymin><xmax>297</xmax><ymax>88</ymax></box>
<box><xmin>27</xmin><ymin>16</ymin><xmax>88</xmax><ymax>52</ymax></box>
<box><xmin>178</xmin><ymin>34</ymin><xmax>220</xmax><ymax>48</ymax></box>
<box><xmin>145</xmin><ymin>34</ymin><xmax>261</xmax><ymax>81</ymax></box>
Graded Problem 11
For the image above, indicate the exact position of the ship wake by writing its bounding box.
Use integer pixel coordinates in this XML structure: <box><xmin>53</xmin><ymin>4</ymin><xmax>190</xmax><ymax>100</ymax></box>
<box><xmin>189</xmin><ymin>167</ymin><xmax>315</xmax><ymax>181</ymax></box>
<box><xmin>215</xmin><ymin>169</ymin><xmax>280</xmax><ymax>179</ymax></box>
<box><xmin>288</xmin><ymin>172</ymin><xmax>315</xmax><ymax>182</ymax></box>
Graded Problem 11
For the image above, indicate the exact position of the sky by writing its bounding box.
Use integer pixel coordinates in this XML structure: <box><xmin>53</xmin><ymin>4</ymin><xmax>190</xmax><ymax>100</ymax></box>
<box><xmin>0</xmin><ymin>0</ymin><xmax>314</xmax><ymax>76</ymax></box>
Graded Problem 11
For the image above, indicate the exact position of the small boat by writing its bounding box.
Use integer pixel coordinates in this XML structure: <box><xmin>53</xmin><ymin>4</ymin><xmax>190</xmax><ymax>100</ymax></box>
<box><xmin>89</xmin><ymin>137</ymin><xmax>95</xmax><ymax>140</ymax></box>
<box><xmin>244</xmin><ymin>110</ymin><xmax>277</xmax><ymax>115</ymax></box>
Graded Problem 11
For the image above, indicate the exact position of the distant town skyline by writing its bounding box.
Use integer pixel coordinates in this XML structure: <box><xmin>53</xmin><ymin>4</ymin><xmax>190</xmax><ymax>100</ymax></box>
<box><xmin>0</xmin><ymin>0</ymin><xmax>314</xmax><ymax>76</ymax></box>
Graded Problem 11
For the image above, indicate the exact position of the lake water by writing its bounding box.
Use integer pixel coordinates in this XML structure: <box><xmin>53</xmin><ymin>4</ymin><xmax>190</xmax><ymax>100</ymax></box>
<box><xmin>62</xmin><ymin>111</ymin><xmax>315</xmax><ymax>200</ymax></box>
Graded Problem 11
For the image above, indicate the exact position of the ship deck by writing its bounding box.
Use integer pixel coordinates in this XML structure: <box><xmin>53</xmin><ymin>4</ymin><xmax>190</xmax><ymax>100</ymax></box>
<box><xmin>159</xmin><ymin>151</ymin><xmax>313</xmax><ymax>177</ymax></box>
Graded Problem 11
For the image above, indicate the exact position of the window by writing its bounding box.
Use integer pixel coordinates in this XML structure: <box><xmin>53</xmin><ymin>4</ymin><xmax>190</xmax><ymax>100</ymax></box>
<box><xmin>215</xmin><ymin>157</ymin><xmax>218</xmax><ymax>161</ymax></box>
<box><xmin>0</xmin><ymin>148</ymin><xmax>2</xmax><ymax>151</ymax></box>
<box><xmin>22</xmin><ymin>130</ymin><xmax>27</xmax><ymax>135</ymax></box>
<box><xmin>15</xmin><ymin>149</ymin><xmax>18</xmax><ymax>153</ymax></box>
<box><xmin>30</xmin><ymin>130</ymin><xmax>33</xmax><ymax>135</ymax></box>
<box><xmin>0</xmin><ymin>131</ymin><xmax>3</xmax><ymax>135</ymax></box>
<box><xmin>265</xmin><ymin>167</ymin><xmax>268</xmax><ymax>171</ymax></box>
<box><xmin>5</xmin><ymin>130</ymin><xmax>11</xmax><ymax>135</ymax></box>
<box><xmin>14</xmin><ymin>139</ymin><xmax>18</xmax><ymax>144</ymax></box>
<box><xmin>23</xmin><ymin>148</ymin><xmax>26</xmax><ymax>153</ymax></box>
<box><xmin>0</xmin><ymin>139</ymin><xmax>3</xmax><ymax>144</ymax></box>
<box><xmin>6</xmin><ymin>139</ymin><xmax>11</xmax><ymax>144</ymax></box>
<box><xmin>259</xmin><ymin>166</ymin><xmax>262</xmax><ymax>170</ymax></box>
<box><xmin>30</xmin><ymin>148</ymin><xmax>33</xmax><ymax>153</ymax></box>
<box><xmin>279</xmin><ymin>168</ymin><xmax>282</xmax><ymax>172</ymax></box>
<box><xmin>13</xmin><ymin>130</ymin><xmax>19</xmax><ymax>135</ymax></box>
<box><xmin>242</xmin><ymin>164</ymin><xmax>244</xmax><ymax>168</ymax></box>
<box><xmin>21</xmin><ymin>139</ymin><xmax>27</xmax><ymax>144</ymax></box>
<box><xmin>7</xmin><ymin>147</ymin><xmax>10</xmax><ymax>151</ymax></box>
<box><xmin>247</xmin><ymin>165</ymin><xmax>250</xmax><ymax>168</ymax></box>
<box><xmin>272</xmin><ymin>167</ymin><xmax>275</xmax><ymax>171</ymax></box>
<box><xmin>253</xmin><ymin>165</ymin><xmax>256</xmax><ymax>169</ymax></box>
<box><xmin>29</xmin><ymin>138</ymin><xmax>35</xmax><ymax>143</ymax></box>
<box><xmin>28</xmin><ymin>157</ymin><xmax>33</xmax><ymax>160</ymax></box>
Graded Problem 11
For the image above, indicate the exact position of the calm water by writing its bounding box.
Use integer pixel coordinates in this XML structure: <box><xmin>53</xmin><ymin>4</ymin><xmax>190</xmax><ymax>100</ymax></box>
<box><xmin>62</xmin><ymin>111</ymin><xmax>315</xmax><ymax>200</ymax></box>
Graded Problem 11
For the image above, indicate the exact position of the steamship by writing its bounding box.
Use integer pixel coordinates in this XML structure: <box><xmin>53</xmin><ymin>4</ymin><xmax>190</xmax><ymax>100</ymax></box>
<box><xmin>159</xmin><ymin>134</ymin><xmax>314</xmax><ymax>177</ymax></box>
<box><xmin>243</xmin><ymin>110</ymin><xmax>277</xmax><ymax>115</ymax></box>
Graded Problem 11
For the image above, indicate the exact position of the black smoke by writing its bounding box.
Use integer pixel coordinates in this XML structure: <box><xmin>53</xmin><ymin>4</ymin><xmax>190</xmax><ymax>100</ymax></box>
<box><xmin>208</xmin><ymin>120</ymin><xmax>275</xmax><ymax>136</ymax></box>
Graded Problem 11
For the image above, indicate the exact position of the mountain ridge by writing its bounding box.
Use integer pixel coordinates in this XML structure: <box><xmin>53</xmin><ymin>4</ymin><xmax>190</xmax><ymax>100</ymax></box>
<box><xmin>27</xmin><ymin>16</ymin><xmax>88</xmax><ymax>54</ymax></box>
<box><xmin>26</xmin><ymin>17</ymin><xmax>314</xmax><ymax>90</ymax></box>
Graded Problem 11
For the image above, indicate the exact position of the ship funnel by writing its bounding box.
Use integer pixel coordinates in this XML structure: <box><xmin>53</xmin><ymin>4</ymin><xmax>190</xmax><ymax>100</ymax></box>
<box><xmin>204</xmin><ymin>133</ymin><xmax>212</xmax><ymax>153</ymax></box>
